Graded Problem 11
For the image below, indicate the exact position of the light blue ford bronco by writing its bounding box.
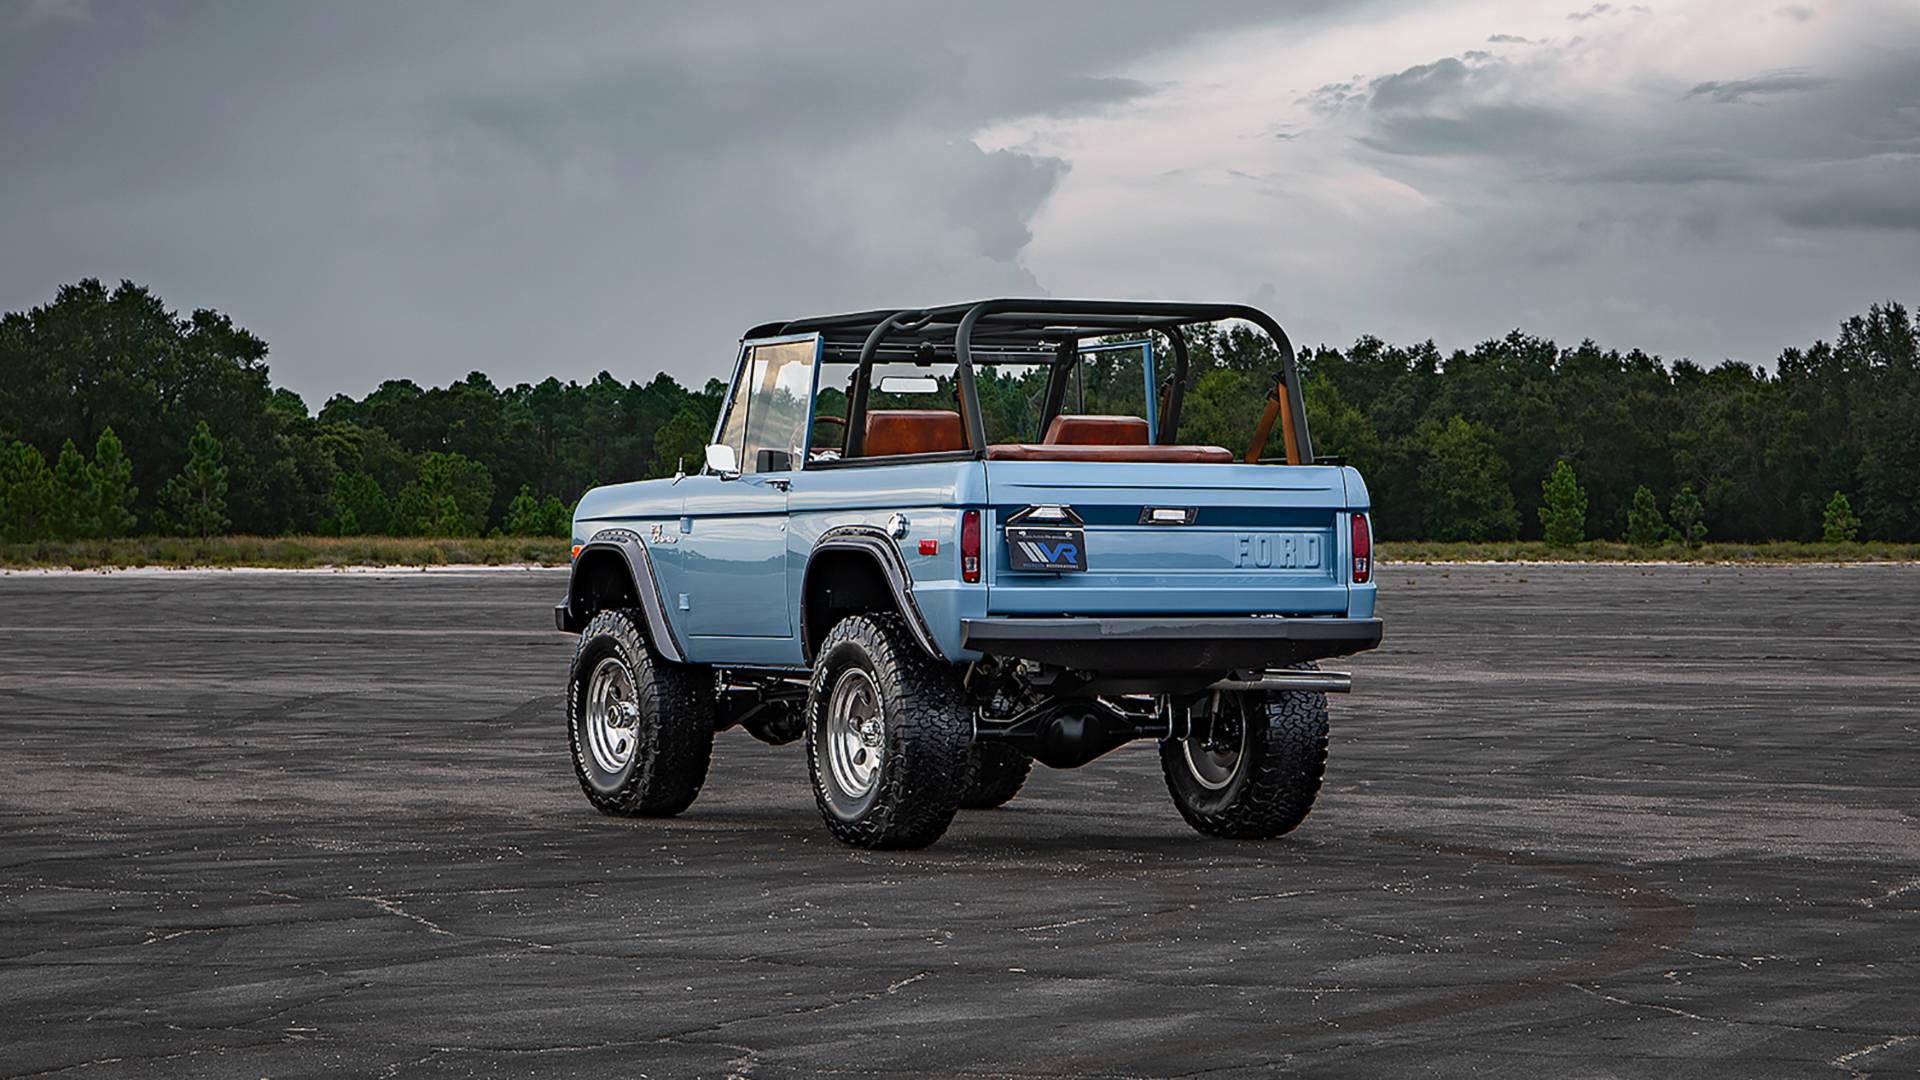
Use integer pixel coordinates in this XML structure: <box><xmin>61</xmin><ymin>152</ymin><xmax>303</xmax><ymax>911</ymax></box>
<box><xmin>555</xmin><ymin>300</ymin><xmax>1382</xmax><ymax>849</ymax></box>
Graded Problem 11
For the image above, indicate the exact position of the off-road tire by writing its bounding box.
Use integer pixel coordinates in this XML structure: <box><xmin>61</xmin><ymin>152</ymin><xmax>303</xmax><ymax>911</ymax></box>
<box><xmin>567</xmin><ymin>609</ymin><xmax>715</xmax><ymax>817</ymax></box>
<box><xmin>805</xmin><ymin>613</ymin><xmax>972</xmax><ymax>849</ymax></box>
<box><xmin>1161</xmin><ymin>676</ymin><xmax>1329</xmax><ymax>839</ymax></box>
<box><xmin>959</xmin><ymin>743</ymin><xmax>1032</xmax><ymax>810</ymax></box>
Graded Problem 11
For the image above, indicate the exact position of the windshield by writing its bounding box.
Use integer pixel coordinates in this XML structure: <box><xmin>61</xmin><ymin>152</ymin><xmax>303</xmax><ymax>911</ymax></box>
<box><xmin>717</xmin><ymin>338</ymin><xmax>817</xmax><ymax>472</ymax></box>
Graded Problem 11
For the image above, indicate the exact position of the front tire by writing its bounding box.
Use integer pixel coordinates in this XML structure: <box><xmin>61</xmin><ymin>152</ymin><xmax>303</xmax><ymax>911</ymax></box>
<box><xmin>1161</xmin><ymin>682</ymin><xmax>1329</xmax><ymax>839</ymax></box>
<box><xmin>805</xmin><ymin>614</ymin><xmax>972</xmax><ymax>849</ymax></box>
<box><xmin>567</xmin><ymin>609</ymin><xmax>715</xmax><ymax>817</ymax></box>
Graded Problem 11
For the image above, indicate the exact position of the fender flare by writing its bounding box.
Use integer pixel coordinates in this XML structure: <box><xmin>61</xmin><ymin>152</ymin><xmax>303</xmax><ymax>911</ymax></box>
<box><xmin>800</xmin><ymin>525</ymin><xmax>945</xmax><ymax>665</ymax></box>
<box><xmin>557</xmin><ymin>528</ymin><xmax>687</xmax><ymax>664</ymax></box>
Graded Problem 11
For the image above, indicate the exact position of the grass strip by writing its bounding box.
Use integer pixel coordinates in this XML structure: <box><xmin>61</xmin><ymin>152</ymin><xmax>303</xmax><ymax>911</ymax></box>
<box><xmin>0</xmin><ymin>535</ymin><xmax>573</xmax><ymax>570</ymax></box>
<box><xmin>1379</xmin><ymin>540</ymin><xmax>1920</xmax><ymax>564</ymax></box>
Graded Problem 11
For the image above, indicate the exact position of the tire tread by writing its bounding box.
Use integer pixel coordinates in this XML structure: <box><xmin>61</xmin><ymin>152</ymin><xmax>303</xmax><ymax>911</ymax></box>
<box><xmin>806</xmin><ymin>613</ymin><xmax>972</xmax><ymax>849</ymax></box>
<box><xmin>567</xmin><ymin>608</ymin><xmax>715</xmax><ymax>817</ymax></box>
<box><xmin>1161</xmin><ymin>681</ymin><xmax>1329</xmax><ymax>839</ymax></box>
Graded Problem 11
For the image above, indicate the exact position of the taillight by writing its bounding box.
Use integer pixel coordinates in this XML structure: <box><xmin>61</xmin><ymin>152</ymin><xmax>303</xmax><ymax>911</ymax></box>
<box><xmin>1350</xmin><ymin>513</ymin><xmax>1371</xmax><ymax>584</ymax></box>
<box><xmin>960</xmin><ymin>510</ymin><xmax>981</xmax><ymax>583</ymax></box>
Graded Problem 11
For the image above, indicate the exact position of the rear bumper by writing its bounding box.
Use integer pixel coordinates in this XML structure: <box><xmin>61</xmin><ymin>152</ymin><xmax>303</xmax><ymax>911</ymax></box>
<box><xmin>960</xmin><ymin>615</ymin><xmax>1383</xmax><ymax>673</ymax></box>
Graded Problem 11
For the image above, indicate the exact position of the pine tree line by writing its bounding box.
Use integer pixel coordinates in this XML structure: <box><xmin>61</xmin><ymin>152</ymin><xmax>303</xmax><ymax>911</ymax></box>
<box><xmin>3</xmin><ymin>279</ymin><xmax>1915</xmax><ymax>543</ymax></box>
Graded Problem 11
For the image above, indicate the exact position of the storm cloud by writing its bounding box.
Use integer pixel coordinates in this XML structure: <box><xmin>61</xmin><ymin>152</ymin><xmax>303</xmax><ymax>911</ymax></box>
<box><xmin>2</xmin><ymin>0</ymin><xmax>1917</xmax><ymax>401</ymax></box>
<box><xmin>980</xmin><ymin>0</ymin><xmax>1920</xmax><ymax>366</ymax></box>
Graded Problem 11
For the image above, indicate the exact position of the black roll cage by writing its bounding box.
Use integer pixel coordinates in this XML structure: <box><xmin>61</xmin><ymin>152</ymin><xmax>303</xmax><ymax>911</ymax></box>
<box><xmin>738</xmin><ymin>298</ymin><xmax>1312</xmax><ymax>464</ymax></box>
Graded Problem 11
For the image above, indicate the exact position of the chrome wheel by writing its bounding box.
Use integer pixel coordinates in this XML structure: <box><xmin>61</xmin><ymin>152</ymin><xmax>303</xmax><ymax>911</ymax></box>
<box><xmin>825</xmin><ymin>667</ymin><xmax>886</xmax><ymax>800</ymax></box>
<box><xmin>586</xmin><ymin>655</ymin><xmax>642</xmax><ymax>775</ymax></box>
<box><xmin>1182</xmin><ymin>696</ymin><xmax>1248</xmax><ymax>791</ymax></box>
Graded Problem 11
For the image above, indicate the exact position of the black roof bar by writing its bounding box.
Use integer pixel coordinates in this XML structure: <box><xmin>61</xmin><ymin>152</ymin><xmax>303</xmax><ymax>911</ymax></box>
<box><xmin>752</xmin><ymin>298</ymin><xmax>1310</xmax><ymax>462</ymax></box>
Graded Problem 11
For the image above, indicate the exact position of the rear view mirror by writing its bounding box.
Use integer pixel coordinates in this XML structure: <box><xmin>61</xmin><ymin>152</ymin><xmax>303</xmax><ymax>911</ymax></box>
<box><xmin>704</xmin><ymin>443</ymin><xmax>740</xmax><ymax>478</ymax></box>
<box><xmin>878</xmin><ymin>375</ymin><xmax>939</xmax><ymax>394</ymax></box>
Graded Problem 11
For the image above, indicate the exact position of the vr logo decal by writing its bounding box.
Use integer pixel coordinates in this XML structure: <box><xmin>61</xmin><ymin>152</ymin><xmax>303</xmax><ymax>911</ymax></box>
<box><xmin>1016</xmin><ymin>539</ymin><xmax>1080</xmax><ymax>566</ymax></box>
<box><xmin>1004</xmin><ymin>524</ymin><xmax>1088</xmax><ymax>573</ymax></box>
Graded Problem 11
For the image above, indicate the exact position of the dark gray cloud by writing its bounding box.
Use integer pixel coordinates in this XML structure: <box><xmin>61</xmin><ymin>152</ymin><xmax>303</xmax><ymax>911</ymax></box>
<box><xmin>1369</xmin><ymin>57</ymin><xmax>1472</xmax><ymax>110</ymax></box>
<box><xmin>1344</xmin><ymin>55</ymin><xmax>1577</xmax><ymax>158</ymax></box>
<box><xmin>1780</xmin><ymin>155</ymin><xmax>1920</xmax><ymax>230</ymax></box>
<box><xmin>1362</xmin><ymin>103</ymin><xmax>1571</xmax><ymax>157</ymax></box>
<box><xmin>1686</xmin><ymin>70</ymin><xmax>1835</xmax><ymax>104</ymax></box>
<box><xmin>0</xmin><ymin>0</ymin><xmax>1328</xmax><ymax>402</ymax></box>
<box><xmin>1579</xmin><ymin>150</ymin><xmax>1763</xmax><ymax>185</ymax></box>
<box><xmin>6</xmin><ymin>0</ymin><xmax>1918</xmax><ymax>398</ymax></box>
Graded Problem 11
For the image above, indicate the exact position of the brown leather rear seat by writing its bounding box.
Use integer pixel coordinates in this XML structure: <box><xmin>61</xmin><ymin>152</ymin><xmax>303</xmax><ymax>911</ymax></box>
<box><xmin>863</xmin><ymin>409</ymin><xmax>966</xmax><ymax>457</ymax></box>
<box><xmin>990</xmin><ymin>411</ymin><xmax>1230</xmax><ymax>462</ymax></box>
<box><xmin>1045</xmin><ymin>415</ymin><xmax>1149</xmax><ymax>445</ymax></box>
<box><xmin>985</xmin><ymin>443</ymin><xmax>1235</xmax><ymax>463</ymax></box>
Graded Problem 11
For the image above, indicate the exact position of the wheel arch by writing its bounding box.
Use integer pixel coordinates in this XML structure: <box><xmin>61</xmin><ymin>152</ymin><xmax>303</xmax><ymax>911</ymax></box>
<box><xmin>557</xmin><ymin>530</ymin><xmax>687</xmax><ymax>663</ymax></box>
<box><xmin>801</xmin><ymin>527</ymin><xmax>945</xmax><ymax>665</ymax></box>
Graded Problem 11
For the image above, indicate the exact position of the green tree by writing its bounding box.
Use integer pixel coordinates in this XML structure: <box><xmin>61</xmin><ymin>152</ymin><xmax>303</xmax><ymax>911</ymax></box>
<box><xmin>2</xmin><ymin>442</ymin><xmax>55</xmax><ymax>541</ymax></box>
<box><xmin>1537</xmin><ymin>460</ymin><xmax>1588</xmax><ymax>546</ymax></box>
<box><xmin>1669</xmin><ymin>483</ymin><xmax>1707</xmax><ymax>548</ymax></box>
<box><xmin>0</xmin><ymin>443</ymin><xmax>15</xmax><ymax>538</ymax></box>
<box><xmin>89</xmin><ymin>426</ymin><xmax>138</xmax><ymax>537</ymax></box>
<box><xmin>1821</xmin><ymin>490</ymin><xmax>1861</xmax><ymax>543</ymax></box>
<box><xmin>1303</xmin><ymin>375</ymin><xmax>1382</xmax><ymax>478</ymax></box>
<box><xmin>396</xmin><ymin>451</ymin><xmax>493</xmax><ymax>536</ymax></box>
<box><xmin>327</xmin><ymin>470</ymin><xmax>390</xmax><ymax>535</ymax></box>
<box><xmin>1625</xmin><ymin>485</ymin><xmax>1667</xmax><ymax>547</ymax></box>
<box><xmin>538</xmin><ymin>494</ymin><xmax>573</xmax><ymax>537</ymax></box>
<box><xmin>421</xmin><ymin>493</ymin><xmax>467</xmax><ymax>537</ymax></box>
<box><xmin>650</xmin><ymin>408</ymin><xmax>708</xmax><ymax>478</ymax></box>
<box><xmin>1415</xmin><ymin>416</ymin><xmax>1518</xmax><ymax>541</ymax></box>
<box><xmin>503</xmin><ymin>483</ymin><xmax>543</xmax><ymax>535</ymax></box>
<box><xmin>159</xmin><ymin>421</ymin><xmax>231</xmax><ymax>538</ymax></box>
<box><xmin>49</xmin><ymin>438</ymin><xmax>96</xmax><ymax>538</ymax></box>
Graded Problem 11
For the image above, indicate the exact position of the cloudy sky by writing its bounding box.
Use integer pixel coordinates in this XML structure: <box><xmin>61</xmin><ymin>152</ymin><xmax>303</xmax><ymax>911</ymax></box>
<box><xmin>3</xmin><ymin>0</ymin><xmax>1916</xmax><ymax>404</ymax></box>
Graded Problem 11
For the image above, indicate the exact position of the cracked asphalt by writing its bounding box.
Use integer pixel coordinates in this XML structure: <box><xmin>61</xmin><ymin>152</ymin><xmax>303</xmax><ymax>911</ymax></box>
<box><xmin>1</xmin><ymin>564</ymin><xmax>1917</xmax><ymax>1078</ymax></box>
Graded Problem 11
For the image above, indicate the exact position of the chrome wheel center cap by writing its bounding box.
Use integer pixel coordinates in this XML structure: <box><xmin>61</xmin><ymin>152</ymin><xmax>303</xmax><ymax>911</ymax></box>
<box><xmin>609</xmin><ymin>700</ymin><xmax>641</xmax><ymax>730</ymax></box>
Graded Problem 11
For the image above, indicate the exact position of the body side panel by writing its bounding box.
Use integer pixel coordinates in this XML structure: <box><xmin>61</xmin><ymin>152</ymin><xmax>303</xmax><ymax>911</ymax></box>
<box><xmin>788</xmin><ymin>460</ymin><xmax>988</xmax><ymax>663</ymax></box>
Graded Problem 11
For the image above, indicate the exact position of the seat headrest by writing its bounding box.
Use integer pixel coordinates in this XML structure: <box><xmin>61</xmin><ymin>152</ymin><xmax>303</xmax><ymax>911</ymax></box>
<box><xmin>1044</xmin><ymin>415</ymin><xmax>1150</xmax><ymax>446</ymax></box>
<box><xmin>864</xmin><ymin>409</ymin><xmax>966</xmax><ymax>457</ymax></box>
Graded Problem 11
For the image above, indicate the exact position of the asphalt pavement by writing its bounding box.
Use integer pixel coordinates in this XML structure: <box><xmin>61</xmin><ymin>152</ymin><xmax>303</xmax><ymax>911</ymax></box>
<box><xmin>1</xmin><ymin>563</ymin><xmax>1916</xmax><ymax>1078</ymax></box>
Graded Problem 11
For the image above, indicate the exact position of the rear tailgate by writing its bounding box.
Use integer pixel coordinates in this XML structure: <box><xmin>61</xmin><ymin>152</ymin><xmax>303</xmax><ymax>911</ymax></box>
<box><xmin>983</xmin><ymin>461</ymin><xmax>1351</xmax><ymax>616</ymax></box>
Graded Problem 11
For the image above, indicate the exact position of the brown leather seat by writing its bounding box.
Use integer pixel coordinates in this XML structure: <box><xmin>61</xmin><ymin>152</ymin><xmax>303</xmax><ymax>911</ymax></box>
<box><xmin>985</xmin><ymin>443</ymin><xmax>1235</xmax><ymax>464</ymax></box>
<box><xmin>1045</xmin><ymin>414</ymin><xmax>1149</xmax><ymax>445</ymax></box>
<box><xmin>863</xmin><ymin>409</ymin><xmax>966</xmax><ymax>457</ymax></box>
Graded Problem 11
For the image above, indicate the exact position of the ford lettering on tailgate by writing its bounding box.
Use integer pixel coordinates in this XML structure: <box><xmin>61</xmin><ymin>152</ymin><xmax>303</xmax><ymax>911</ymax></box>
<box><xmin>1234</xmin><ymin>532</ymin><xmax>1323</xmax><ymax>570</ymax></box>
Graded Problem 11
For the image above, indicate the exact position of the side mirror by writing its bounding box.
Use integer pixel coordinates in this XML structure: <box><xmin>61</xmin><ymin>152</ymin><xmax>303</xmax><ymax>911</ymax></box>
<box><xmin>704</xmin><ymin>443</ymin><xmax>740</xmax><ymax>479</ymax></box>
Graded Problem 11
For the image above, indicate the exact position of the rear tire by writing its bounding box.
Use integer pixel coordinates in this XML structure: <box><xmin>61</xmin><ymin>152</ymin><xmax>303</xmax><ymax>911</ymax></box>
<box><xmin>960</xmin><ymin>743</ymin><xmax>1032</xmax><ymax>809</ymax></box>
<box><xmin>567</xmin><ymin>609</ymin><xmax>715</xmax><ymax>817</ymax></box>
<box><xmin>805</xmin><ymin>613</ymin><xmax>972</xmax><ymax>849</ymax></box>
<box><xmin>1161</xmin><ymin>678</ymin><xmax>1329</xmax><ymax>839</ymax></box>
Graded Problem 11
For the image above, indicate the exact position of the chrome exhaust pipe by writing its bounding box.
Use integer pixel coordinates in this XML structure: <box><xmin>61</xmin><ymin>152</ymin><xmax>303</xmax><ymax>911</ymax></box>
<box><xmin>1208</xmin><ymin>670</ymin><xmax>1353</xmax><ymax>694</ymax></box>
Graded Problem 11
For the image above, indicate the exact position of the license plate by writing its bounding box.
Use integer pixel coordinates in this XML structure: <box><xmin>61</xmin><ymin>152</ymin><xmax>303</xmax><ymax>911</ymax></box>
<box><xmin>1005</xmin><ymin>525</ymin><xmax>1087</xmax><ymax>573</ymax></box>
